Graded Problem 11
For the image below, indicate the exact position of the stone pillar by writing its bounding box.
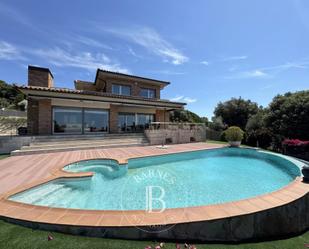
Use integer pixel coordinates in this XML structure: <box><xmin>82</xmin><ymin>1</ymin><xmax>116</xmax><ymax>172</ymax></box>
<box><xmin>27</xmin><ymin>98</ymin><xmax>39</xmax><ymax>135</ymax></box>
<box><xmin>38</xmin><ymin>99</ymin><xmax>52</xmax><ymax>135</ymax></box>
<box><xmin>109</xmin><ymin>104</ymin><xmax>119</xmax><ymax>133</ymax></box>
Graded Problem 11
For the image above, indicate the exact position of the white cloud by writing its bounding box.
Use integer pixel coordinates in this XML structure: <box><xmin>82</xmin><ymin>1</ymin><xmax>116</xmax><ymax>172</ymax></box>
<box><xmin>183</xmin><ymin>97</ymin><xmax>197</xmax><ymax>103</ymax></box>
<box><xmin>0</xmin><ymin>41</ymin><xmax>24</xmax><ymax>60</ymax></box>
<box><xmin>170</xmin><ymin>95</ymin><xmax>197</xmax><ymax>103</ymax></box>
<box><xmin>150</xmin><ymin>70</ymin><xmax>185</xmax><ymax>75</ymax></box>
<box><xmin>127</xmin><ymin>47</ymin><xmax>143</xmax><ymax>59</ymax></box>
<box><xmin>225</xmin><ymin>69</ymin><xmax>268</xmax><ymax>79</ymax></box>
<box><xmin>100</xmin><ymin>26</ymin><xmax>188</xmax><ymax>65</ymax></box>
<box><xmin>170</xmin><ymin>95</ymin><xmax>184</xmax><ymax>101</ymax></box>
<box><xmin>225</xmin><ymin>59</ymin><xmax>309</xmax><ymax>79</ymax></box>
<box><xmin>31</xmin><ymin>47</ymin><xmax>130</xmax><ymax>73</ymax></box>
<box><xmin>245</xmin><ymin>70</ymin><xmax>268</xmax><ymax>77</ymax></box>
<box><xmin>228</xmin><ymin>65</ymin><xmax>239</xmax><ymax>72</ymax></box>
<box><xmin>262</xmin><ymin>61</ymin><xmax>309</xmax><ymax>73</ymax></box>
<box><xmin>221</xmin><ymin>55</ymin><xmax>248</xmax><ymax>61</ymax></box>
<box><xmin>0</xmin><ymin>40</ymin><xmax>130</xmax><ymax>73</ymax></box>
<box><xmin>201</xmin><ymin>60</ymin><xmax>210</xmax><ymax>66</ymax></box>
<box><xmin>75</xmin><ymin>36</ymin><xmax>114</xmax><ymax>50</ymax></box>
<box><xmin>0</xmin><ymin>2</ymin><xmax>33</xmax><ymax>28</ymax></box>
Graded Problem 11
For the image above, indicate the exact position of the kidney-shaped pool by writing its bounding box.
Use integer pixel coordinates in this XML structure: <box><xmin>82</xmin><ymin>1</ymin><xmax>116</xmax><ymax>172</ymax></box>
<box><xmin>9</xmin><ymin>148</ymin><xmax>301</xmax><ymax>210</ymax></box>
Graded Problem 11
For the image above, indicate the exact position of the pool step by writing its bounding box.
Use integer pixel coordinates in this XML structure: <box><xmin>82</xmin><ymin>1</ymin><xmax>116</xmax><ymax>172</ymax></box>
<box><xmin>11</xmin><ymin>134</ymin><xmax>149</xmax><ymax>156</ymax></box>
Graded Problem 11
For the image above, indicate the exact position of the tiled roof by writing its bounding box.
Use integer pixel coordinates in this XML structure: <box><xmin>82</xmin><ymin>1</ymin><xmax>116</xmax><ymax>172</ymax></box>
<box><xmin>18</xmin><ymin>85</ymin><xmax>186</xmax><ymax>106</ymax></box>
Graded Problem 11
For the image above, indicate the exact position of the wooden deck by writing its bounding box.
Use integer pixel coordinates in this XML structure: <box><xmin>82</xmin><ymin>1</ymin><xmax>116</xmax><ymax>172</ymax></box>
<box><xmin>0</xmin><ymin>142</ymin><xmax>308</xmax><ymax>228</ymax></box>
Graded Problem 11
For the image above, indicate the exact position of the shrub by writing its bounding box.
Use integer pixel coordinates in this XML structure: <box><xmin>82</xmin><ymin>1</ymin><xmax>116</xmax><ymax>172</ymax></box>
<box><xmin>282</xmin><ymin>139</ymin><xmax>309</xmax><ymax>146</ymax></box>
<box><xmin>220</xmin><ymin>131</ymin><xmax>226</xmax><ymax>141</ymax></box>
<box><xmin>224</xmin><ymin>126</ymin><xmax>244</xmax><ymax>141</ymax></box>
<box><xmin>282</xmin><ymin>139</ymin><xmax>309</xmax><ymax>160</ymax></box>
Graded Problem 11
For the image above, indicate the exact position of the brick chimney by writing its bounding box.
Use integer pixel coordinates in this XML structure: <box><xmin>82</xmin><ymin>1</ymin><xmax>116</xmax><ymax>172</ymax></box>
<box><xmin>28</xmin><ymin>65</ymin><xmax>54</xmax><ymax>88</ymax></box>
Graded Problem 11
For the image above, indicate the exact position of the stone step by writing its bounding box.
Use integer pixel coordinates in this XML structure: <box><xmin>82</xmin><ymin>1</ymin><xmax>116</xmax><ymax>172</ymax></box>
<box><xmin>30</xmin><ymin>137</ymin><xmax>147</xmax><ymax>146</ymax></box>
<box><xmin>32</xmin><ymin>133</ymin><xmax>145</xmax><ymax>143</ymax></box>
<box><xmin>21</xmin><ymin>138</ymin><xmax>149</xmax><ymax>150</ymax></box>
<box><xmin>11</xmin><ymin>142</ymin><xmax>149</xmax><ymax>156</ymax></box>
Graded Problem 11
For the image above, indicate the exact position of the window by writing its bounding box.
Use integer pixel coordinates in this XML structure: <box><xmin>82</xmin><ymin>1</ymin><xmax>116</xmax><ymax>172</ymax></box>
<box><xmin>53</xmin><ymin>107</ymin><xmax>109</xmax><ymax>134</ymax></box>
<box><xmin>112</xmin><ymin>84</ymin><xmax>131</xmax><ymax>96</ymax></box>
<box><xmin>84</xmin><ymin>109</ymin><xmax>109</xmax><ymax>133</ymax></box>
<box><xmin>118</xmin><ymin>113</ymin><xmax>135</xmax><ymax>132</ymax></box>
<box><xmin>53</xmin><ymin>108</ymin><xmax>82</xmax><ymax>134</ymax></box>
<box><xmin>118</xmin><ymin>113</ymin><xmax>155</xmax><ymax>132</ymax></box>
<box><xmin>140</xmin><ymin>88</ymin><xmax>156</xmax><ymax>98</ymax></box>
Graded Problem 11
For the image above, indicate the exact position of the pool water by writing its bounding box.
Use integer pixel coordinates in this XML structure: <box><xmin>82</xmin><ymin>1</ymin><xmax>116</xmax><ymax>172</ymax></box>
<box><xmin>9</xmin><ymin>148</ymin><xmax>300</xmax><ymax>210</ymax></box>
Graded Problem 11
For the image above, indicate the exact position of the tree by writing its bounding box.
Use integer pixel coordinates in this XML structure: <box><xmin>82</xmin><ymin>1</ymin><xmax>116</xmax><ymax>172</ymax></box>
<box><xmin>265</xmin><ymin>90</ymin><xmax>309</xmax><ymax>141</ymax></box>
<box><xmin>208</xmin><ymin>116</ymin><xmax>226</xmax><ymax>131</ymax></box>
<box><xmin>170</xmin><ymin>109</ymin><xmax>206</xmax><ymax>123</ymax></box>
<box><xmin>245</xmin><ymin>110</ymin><xmax>272</xmax><ymax>148</ymax></box>
<box><xmin>214</xmin><ymin>97</ymin><xmax>259</xmax><ymax>129</ymax></box>
<box><xmin>0</xmin><ymin>80</ymin><xmax>25</xmax><ymax>110</ymax></box>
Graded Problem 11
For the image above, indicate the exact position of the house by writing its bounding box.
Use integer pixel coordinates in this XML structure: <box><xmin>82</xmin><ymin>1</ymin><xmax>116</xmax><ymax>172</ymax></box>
<box><xmin>18</xmin><ymin>66</ymin><xmax>186</xmax><ymax>135</ymax></box>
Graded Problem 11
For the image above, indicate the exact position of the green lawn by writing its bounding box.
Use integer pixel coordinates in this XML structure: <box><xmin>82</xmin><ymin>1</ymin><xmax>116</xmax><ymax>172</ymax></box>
<box><xmin>0</xmin><ymin>220</ymin><xmax>308</xmax><ymax>249</ymax></box>
<box><xmin>206</xmin><ymin>140</ymin><xmax>228</xmax><ymax>145</ymax></box>
<box><xmin>0</xmin><ymin>154</ymin><xmax>10</xmax><ymax>160</ymax></box>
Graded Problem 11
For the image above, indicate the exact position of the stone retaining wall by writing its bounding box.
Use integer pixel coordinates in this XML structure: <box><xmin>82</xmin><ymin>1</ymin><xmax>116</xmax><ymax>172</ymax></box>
<box><xmin>2</xmin><ymin>192</ymin><xmax>308</xmax><ymax>242</ymax></box>
<box><xmin>0</xmin><ymin>136</ymin><xmax>33</xmax><ymax>154</ymax></box>
<box><xmin>145</xmin><ymin>126</ymin><xmax>206</xmax><ymax>145</ymax></box>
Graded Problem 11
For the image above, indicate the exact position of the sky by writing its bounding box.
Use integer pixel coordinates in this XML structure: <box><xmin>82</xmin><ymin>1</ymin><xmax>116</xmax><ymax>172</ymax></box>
<box><xmin>0</xmin><ymin>0</ymin><xmax>308</xmax><ymax>118</ymax></box>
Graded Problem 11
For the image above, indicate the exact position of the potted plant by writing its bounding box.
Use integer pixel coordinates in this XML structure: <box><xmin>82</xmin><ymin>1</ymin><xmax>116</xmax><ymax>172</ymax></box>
<box><xmin>302</xmin><ymin>165</ymin><xmax>309</xmax><ymax>183</ymax></box>
<box><xmin>224</xmin><ymin>126</ymin><xmax>244</xmax><ymax>147</ymax></box>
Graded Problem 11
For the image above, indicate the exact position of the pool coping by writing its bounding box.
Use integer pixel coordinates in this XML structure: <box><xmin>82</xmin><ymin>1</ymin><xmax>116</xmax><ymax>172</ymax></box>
<box><xmin>0</xmin><ymin>143</ymin><xmax>308</xmax><ymax>228</ymax></box>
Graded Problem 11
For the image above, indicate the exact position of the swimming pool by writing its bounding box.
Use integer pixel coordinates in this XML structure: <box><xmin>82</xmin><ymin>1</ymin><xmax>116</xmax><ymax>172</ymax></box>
<box><xmin>9</xmin><ymin>148</ymin><xmax>301</xmax><ymax>210</ymax></box>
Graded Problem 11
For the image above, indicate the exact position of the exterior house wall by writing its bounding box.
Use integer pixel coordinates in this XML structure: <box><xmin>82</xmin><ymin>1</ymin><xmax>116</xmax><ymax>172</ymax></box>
<box><xmin>38</xmin><ymin>99</ymin><xmax>52</xmax><ymax>135</ymax></box>
<box><xmin>27</xmin><ymin>98</ymin><xmax>52</xmax><ymax>135</ymax></box>
<box><xmin>74</xmin><ymin>81</ymin><xmax>96</xmax><ymax>91</ymax></box>
<box><xmin>104</xmin><ymin>79</ymin><xmax>161</xmax><ymax>99</ymax></box>
<box><xmin>155</xmin><ymin>110</ymin><xmax>170</xmax><ymax>122</ymax></box>
<box><xmin>27</xmin><ymin>98</ymin><xmax>39</xmax><ymax>135</ymax></box>
<box><xmin>109</xmin><ymin>104</ymin><xmax>119</xmax><ymax>133</ymax></box>
<box><xmin>117</xmin><ymin>106</ymin><xmax>156</xmax><ymax>114</ymax></box>
<box><xmin>51</xmin><ymin>99</ymin><xmax>110</xmax><ymax>109</ymax></box>
<box><xmin>75</xmin><ymin>78</ymin><xmax>161</xmax><ymax>99</ymax></box>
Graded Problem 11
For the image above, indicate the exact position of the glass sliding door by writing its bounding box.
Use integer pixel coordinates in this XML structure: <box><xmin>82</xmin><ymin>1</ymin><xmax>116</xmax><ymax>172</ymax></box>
<box><xmin>84</xmin><ymin>109</ymin><xmax>109</xmax><ymax>133</ymax></box>
<box><xmin>118</xmin><ymin>113</ymin><xmax>136</xmax><ymax>132</ymax></box>
<box><xmin>137</xmin><ymin>114</ymin><xmax>154</xmax><ymax>131</ymax></box>
<box><xmin>53</xmin><ymin>107</ymin><xmax>82</xmax><ymax>134</ymax></box>
<box><xmin>118</xmin><ymin>113</ymin><xmax>155</xmax><ymax>132</ymax></box>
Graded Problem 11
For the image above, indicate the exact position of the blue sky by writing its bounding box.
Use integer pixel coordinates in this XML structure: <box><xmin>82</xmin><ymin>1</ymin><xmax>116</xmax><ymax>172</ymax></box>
<box><xmin>0</xmin><ymin>0</ymin><xmax>308</xmax><ymax>118</ymax></box>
